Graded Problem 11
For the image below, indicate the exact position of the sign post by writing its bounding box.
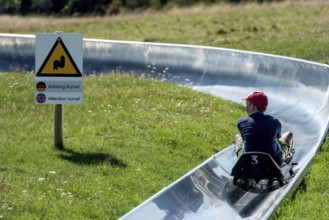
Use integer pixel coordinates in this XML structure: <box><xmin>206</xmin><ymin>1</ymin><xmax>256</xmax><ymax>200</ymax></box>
<box><xmin>54</xmin><ymin>104</ymin><xmax>64</xmax><ymax>150</ymax></box>
<box><xmin>35</xmin><ymin>33</ymin><xmax>83</xmax><ymax>150</ymax></box>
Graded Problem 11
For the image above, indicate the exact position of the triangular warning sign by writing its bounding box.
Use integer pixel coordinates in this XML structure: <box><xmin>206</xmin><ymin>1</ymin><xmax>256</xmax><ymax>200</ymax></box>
<box><xmin>36</xmin><ymin>37</ymin><xmax>82</xmax><ymax>77</ymax></box>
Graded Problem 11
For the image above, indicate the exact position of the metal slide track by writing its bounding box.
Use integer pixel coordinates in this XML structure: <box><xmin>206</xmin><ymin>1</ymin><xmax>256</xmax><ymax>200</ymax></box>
<box><xmin>1</xmin><ymin>34</ymin><xmax>329</xmax><ymax>219</ymax></box>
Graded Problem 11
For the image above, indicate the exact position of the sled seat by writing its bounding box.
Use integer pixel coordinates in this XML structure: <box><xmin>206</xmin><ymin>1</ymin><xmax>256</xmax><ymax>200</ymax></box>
<box><xmin>231</xmin><ymin>152</ymin><xmax>285</xmax><ymax>186</ymax></box>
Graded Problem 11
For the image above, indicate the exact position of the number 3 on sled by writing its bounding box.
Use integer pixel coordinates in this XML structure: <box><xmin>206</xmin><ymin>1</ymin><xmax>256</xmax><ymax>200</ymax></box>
<box><xmin>251</xmin><ymin>155</ymin><xmax>258</xmax><ymax>165</ymax></box>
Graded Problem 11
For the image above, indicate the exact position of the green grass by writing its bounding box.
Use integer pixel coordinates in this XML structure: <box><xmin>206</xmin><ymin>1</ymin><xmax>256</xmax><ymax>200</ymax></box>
<box><xmin>0</xmin><ymin>73</ymin><xmax>243</xmax><ymax>219</ymax></box>
<box><xmin>1</xmin><ymin>0</ymin><xmax>329</xmax><ymax>219</ymax></box>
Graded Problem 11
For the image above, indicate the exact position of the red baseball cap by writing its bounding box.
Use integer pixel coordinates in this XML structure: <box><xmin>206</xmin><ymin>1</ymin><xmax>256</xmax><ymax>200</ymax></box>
<box><xmin>241</xmin><ymin>91</ymin><xmax>268</xmax><ymax>110</ymax></box>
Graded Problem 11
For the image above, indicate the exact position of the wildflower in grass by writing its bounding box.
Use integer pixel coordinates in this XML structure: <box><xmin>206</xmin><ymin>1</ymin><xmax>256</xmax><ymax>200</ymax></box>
<box><xmin>38</xmin><ymin>177</ymin><xmax>45</xmax><ymax>181</ymax></box>
<box><xmin>199</xmin><ymin>107</ymin><xmax>211</xmax><ymax>113</ymax></box>
<box><xmin>49</xmin><ymin>171</ymin><xmax>56</xmax><ymax>174</ymax></box>
<box><xmin>67</xmin><ymin>192</ymin><xmax>73</xmax><ymax>198</ymax></box>
<box><xmin>2</xmin><ymin>203</ymin><xmax>13</xmax><ymax>210</ymax></box>
<box><xmin>60</xmin><ymin>192</ymin><xmax>66</xmax><ymax>197</ymax></box>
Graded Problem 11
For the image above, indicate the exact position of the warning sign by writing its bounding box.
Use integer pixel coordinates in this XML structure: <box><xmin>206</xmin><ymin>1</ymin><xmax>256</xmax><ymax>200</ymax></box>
<box><xmin>36</xmin><ymin>37</ymin><xmax>82</xmax><ymax>77</ymax></box>
<box><xmin>35</xmin><ymin>33</ymin><xmax>83</xmax><ymax>104</ymax></box>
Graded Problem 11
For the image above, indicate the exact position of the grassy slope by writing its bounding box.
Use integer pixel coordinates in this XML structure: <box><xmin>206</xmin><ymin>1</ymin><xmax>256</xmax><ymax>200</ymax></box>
<box><xmin>0</xmin><ymin>0</ymin><xmax>329</xmax><ymax>219</ymax></box>
<box><xmin>0</xmin><ymin>73</ymin><xmax>243</xmax><ymax>219</ymax></box>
